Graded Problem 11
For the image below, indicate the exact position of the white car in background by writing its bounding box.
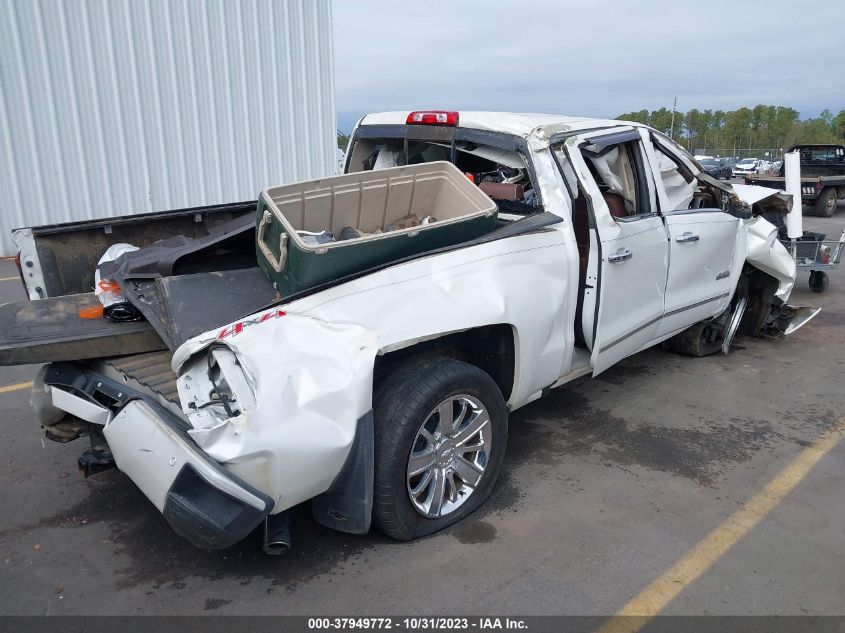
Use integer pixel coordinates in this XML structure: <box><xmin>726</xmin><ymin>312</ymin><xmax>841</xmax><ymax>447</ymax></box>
<box><xmin>732</xmin><ymin>158</ymin><xmax>771</xmax><ymax>177</ymax></box>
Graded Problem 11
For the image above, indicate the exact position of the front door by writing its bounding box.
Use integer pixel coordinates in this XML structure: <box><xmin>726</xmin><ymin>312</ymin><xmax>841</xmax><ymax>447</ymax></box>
<box><xmin>641</xmin><ymin>132</ymin><xmax>742</xmax><ymax>337</ymax></box>
<box><xmin>562</xmin><ymin>128</ymin><xmax>669</xmax><ymax>376</ymax></box>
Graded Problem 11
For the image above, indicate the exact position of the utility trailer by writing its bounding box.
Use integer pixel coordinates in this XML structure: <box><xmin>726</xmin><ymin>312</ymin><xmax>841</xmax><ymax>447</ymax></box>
<box><xmin>2</xmin><ymin>110</ymin><xmax>819</xmax><ymax>553</ymax></box>
<box><xmin>745</xmin><ymin>144</ymin><xmax>845</xmax><ymax>217</ymax></box>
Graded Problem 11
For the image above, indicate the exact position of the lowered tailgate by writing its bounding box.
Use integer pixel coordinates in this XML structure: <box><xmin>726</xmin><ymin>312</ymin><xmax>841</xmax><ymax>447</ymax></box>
<box><xmin>0</xmin><ymin>293</ymin><xmax>166</xmax><ymax>365</ymax></box>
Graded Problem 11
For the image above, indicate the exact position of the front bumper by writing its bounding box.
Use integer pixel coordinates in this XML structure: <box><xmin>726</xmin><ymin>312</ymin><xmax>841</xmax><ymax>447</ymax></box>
<box><xmin>38</xmin><ymin>364</ymin><xmax>274</xmax><ymax>549</ymax></box>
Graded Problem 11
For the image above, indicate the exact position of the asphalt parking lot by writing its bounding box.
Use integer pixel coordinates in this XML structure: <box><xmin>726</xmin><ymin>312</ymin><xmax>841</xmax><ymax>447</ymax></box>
<box><xmin>1</xmin><ymin>202</ymin><xmax>844</xmax><ymax>617</ymax></box>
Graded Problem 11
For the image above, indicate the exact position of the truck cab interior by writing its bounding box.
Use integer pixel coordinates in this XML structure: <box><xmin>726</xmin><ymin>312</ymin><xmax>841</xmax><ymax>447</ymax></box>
<box><xmin>345</xmin><ymin>133</ymin><xmax>542</xmax><ymax>220</ymax></box>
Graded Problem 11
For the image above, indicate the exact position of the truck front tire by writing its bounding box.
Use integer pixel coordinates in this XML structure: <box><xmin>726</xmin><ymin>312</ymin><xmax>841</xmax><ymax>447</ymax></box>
<box><xmin>814</xmin><ymin>188</ymin><xmax>838</xmax><ymax>217</ymax></box>
<box><xmin>372</xmin><ymin>358</ymin><xmax>508</xmax><ymax>541</ymax></box>
<box><xmin>662</xmin><ymin>320</ymin><xmax>724</xmax><ymax>357</ymax></box>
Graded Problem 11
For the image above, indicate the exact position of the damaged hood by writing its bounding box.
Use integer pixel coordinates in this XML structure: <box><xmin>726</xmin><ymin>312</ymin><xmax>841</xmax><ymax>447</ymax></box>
<box><xmin>695</xmin><ymin>170</ymin><xmax>793</xmax><ymax>216</ymax></box>
<box><xmin>731</xmin><ymin>184</ymin><xmax>792</xmax><ymax>214</ymax></box>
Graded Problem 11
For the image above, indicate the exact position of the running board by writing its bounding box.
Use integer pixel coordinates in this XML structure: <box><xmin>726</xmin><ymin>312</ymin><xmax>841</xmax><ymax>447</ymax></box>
<box><xmin>721</xmin><ymin>296</ymin><xmax>748</xmax><ymax>355</ymax></box>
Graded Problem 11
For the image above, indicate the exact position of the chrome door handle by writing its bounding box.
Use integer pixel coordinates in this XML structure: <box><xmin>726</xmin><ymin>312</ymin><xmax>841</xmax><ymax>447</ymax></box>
<box><xmin>676</xmin><ymin>232</ymin><xmax>700</xmax><ymax>243</ymax></box>
<box><xmin>608</xmin><ymin>248</ymin><xmax>633</xmax><ymax>263</ymax></box>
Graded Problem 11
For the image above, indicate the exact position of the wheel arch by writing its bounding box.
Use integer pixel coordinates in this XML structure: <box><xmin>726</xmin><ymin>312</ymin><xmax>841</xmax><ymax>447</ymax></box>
<box><xmin>374</xmin><ymin>323</ymin><xmax>517</xmax><ymax>403</ymax></box>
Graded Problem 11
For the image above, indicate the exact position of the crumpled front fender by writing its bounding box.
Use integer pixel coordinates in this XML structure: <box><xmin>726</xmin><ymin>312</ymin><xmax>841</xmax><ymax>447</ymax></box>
<box><xmin>744</xmin><ymin>216</ymin><xmax>796</xmax><ymax>302</ymax></box>
<box><xmin>172</xmin><ymin>310</ymin><xmax>379</xmax><ymax>513</ymax></box>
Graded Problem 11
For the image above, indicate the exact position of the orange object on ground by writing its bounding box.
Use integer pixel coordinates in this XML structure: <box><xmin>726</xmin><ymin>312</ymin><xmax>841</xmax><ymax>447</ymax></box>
<box><xmin>78</xmin><ymin>305</ymin><xmax>104</xmax><ymax>319</ymax></box>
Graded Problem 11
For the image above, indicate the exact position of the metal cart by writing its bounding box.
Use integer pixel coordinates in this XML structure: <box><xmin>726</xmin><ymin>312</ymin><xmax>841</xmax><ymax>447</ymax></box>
<box><xmin>780</xmin><ymin>228</ymin><xmax>845</xmax><ymax>293</ymax></box>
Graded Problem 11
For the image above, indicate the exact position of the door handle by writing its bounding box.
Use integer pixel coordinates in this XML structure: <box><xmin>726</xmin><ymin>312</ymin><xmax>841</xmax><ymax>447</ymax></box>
<box><xmin>676</xmin><ymin>232</ymin><xmax>700</xmax><ymax>243</ymax></box>
<box><xmin>608</xmin><ymin>248</ymin><xmax>633</xmax><ymax>263</ymax></box>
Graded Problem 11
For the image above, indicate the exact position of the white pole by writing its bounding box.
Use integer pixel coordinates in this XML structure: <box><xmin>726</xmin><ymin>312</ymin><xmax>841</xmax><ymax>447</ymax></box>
<box><xmin>784</xmin><ymin>150</ymin><xmax>803</xmax><ymax>240</ymax></box>
<box><xmin>669</xmin><ymin>97</ymin><xmax>677</xmax><ymax>139</ymax></box>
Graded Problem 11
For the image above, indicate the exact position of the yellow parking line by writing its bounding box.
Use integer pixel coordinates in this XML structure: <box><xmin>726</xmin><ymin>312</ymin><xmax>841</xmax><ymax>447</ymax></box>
<box><xmin>0</xmin><ymin>381</ymin><xmax>33</xmax><ymax>394</ymax></box>
<box><xmin>596</xmin><ymin>417</ymin><xmax>845</xmax><ymax>633</ymax></box>
<box><xmin>0</xmin><ymin>276</ymin><xmax>21</xmax><ymax>282</ymax></box>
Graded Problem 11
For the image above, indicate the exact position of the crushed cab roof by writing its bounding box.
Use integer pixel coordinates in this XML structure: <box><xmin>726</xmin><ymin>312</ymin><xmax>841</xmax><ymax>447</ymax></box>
<box><xmin>359</xmin><ymin>111</ymin><xmax>631</xmax><ymax>138</ymax></box>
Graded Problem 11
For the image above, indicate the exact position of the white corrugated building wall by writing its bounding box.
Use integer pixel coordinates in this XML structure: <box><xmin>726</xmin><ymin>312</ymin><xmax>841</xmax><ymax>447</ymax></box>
<box><xmin>0</xmin><ymin>0</ymin><xmax>336</xmax><ymax>256</ymax></box>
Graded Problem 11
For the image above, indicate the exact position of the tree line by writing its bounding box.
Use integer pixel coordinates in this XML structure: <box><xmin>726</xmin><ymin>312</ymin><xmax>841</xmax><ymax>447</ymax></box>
<box><xmin>616</xmin><ymin>105</ymin><xmax>845</xmax><ymax>156</ymax></box>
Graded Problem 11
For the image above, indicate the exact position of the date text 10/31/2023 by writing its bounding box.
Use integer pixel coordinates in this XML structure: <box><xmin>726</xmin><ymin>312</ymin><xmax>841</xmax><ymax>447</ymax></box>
<box><xmin>307</xmin><ymin>617</ymin><xmax>528</xmax><ymax>630</ymax></box>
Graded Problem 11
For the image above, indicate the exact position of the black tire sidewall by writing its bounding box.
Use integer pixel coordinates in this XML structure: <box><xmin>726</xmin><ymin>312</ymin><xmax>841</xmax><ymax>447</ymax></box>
<box><xmin>809</xmin><ymin>271</ymin><xmax>829</xmax><ymax>293</ymax></box>
<box><xmin>815</xmin><ymin>189</ymin><xmax>837</xmax><ymax>217</ymax></box>
<box><xmin>373</xmin><ymin>359</ymin><xmax>508</xmax><ymax>541</ymax></box>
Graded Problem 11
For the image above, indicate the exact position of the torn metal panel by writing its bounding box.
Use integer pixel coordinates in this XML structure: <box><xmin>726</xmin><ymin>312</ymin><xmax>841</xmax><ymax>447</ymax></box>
<box><xmin>784</xmin><ymin>306</ymin><xmax>821</xmax><ymax>335</ymax></box>
<box><xmin>731</xmin><ymin>184</ymin><xmax>792</xmax><ymax>214</ymax></box>
<box><xmin>744</xmin><ymin>216</ymin><xmax>796</xmax><ymax>301</ymax></box>
<box><xmin>176</xmin><ymin>313</ymin><xmax>379</xmax><ymax>513</ymax></box>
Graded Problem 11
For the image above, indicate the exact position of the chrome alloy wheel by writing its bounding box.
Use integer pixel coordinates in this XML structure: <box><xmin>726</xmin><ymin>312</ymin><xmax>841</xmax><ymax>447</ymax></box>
<box><xmin>406</xmin><ymin>394</ymin><xmax>492</xmax><ymax>518</ymax></box>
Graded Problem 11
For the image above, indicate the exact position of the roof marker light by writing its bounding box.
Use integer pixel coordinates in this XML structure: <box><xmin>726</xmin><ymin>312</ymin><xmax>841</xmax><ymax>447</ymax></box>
<box><xmin>406</xmin><ymin>111</ymin><xmax>459</xmax><ymax>126</ymax></box>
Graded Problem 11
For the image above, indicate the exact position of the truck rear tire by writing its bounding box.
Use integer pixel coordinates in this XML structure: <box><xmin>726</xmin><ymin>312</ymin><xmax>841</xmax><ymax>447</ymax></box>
<box><xmin>814</xmin><ymin>188</ymin><xmax>838</xmax><ymax>217</ymax></box>
<box><xmin>372</xmin><ymin>358</ymin><xmax>508</xmax><ymax>541</ymax></box>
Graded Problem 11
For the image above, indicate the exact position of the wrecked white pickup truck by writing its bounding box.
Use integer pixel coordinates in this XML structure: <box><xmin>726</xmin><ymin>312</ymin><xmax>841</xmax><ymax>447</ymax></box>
<box><xmin>3</xmin><ymin>111</ymin><xmax>817</xmax><ymax>553</ymax></box>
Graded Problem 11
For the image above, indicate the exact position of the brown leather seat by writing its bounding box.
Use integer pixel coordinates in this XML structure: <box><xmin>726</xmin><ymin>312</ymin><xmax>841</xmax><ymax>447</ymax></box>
<box><xmin>603</xmin><ymin>192</ymin><xmax>629</xmax><ymax>218</ymax></box>
<box><xmin>572</xmin><ymin>192</ymin><xmax>631</xmax><ymax>270</ymax></box>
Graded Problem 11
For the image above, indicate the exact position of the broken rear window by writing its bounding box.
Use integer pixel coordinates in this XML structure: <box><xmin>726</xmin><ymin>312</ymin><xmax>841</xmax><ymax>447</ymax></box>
<box><xmin>346</xmin><ymin>132</ymin><xmax>541</xmax><ymax>216</ymax></box>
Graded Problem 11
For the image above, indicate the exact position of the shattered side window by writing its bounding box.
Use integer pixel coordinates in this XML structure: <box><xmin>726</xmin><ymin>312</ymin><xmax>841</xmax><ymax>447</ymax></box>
<box><xmin>551</xmin><ymin>144</ymin><xmax>579</xmax><ymax>197</ymax></box>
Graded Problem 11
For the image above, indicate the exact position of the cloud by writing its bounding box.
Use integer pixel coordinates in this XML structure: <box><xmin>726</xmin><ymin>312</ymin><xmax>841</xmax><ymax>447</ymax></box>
<box><xmin>333</xmin><ymin>0</ymin><xmax>845</xmax><ymax>130</ymax></box>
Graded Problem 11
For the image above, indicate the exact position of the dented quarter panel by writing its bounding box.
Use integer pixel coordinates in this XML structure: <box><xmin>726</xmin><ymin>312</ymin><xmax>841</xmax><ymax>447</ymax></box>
<box><xmin>175</xmin><ymin>313</ymin><xmax>379</xmax><ymax>512</ymax></box>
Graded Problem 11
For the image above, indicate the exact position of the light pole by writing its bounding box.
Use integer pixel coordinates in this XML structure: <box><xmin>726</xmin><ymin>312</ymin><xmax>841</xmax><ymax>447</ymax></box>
<box><xmin>669</xmin><ymin>96</ymin><xmax>677</xmax><ymax>139</ymax></box>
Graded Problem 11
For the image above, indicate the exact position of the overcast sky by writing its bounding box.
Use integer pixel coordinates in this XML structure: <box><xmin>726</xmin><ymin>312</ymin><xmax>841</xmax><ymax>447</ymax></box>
<box><xmin>333</xmin><ymin>0</ymin><xmax>844</xmax><ymax>132</ymax></box>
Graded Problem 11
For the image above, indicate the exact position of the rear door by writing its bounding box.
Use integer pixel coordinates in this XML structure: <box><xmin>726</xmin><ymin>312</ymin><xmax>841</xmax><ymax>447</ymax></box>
<box><xmin>562</xmin><ymin>128</ymin><xmax>669</xmax><ymax>376</ymax></box>
<box><xmin>642</xmin><ymin>132</ymin><xmax>742</xmax><ymax>338</ymax></box>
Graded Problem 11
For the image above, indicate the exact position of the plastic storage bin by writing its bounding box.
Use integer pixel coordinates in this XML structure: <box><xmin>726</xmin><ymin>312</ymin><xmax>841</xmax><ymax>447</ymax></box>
<box><xmin>256</xmin><ymin>161</ymin><xmax>498</xmax><ymax>295</ymax></box>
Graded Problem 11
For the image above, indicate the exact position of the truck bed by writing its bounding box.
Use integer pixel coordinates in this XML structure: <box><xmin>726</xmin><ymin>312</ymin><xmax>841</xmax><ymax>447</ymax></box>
<box><xmin>95</xmin><ymin>351</ymin><xmax>180</xmax><ymax>413</ymax></box>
